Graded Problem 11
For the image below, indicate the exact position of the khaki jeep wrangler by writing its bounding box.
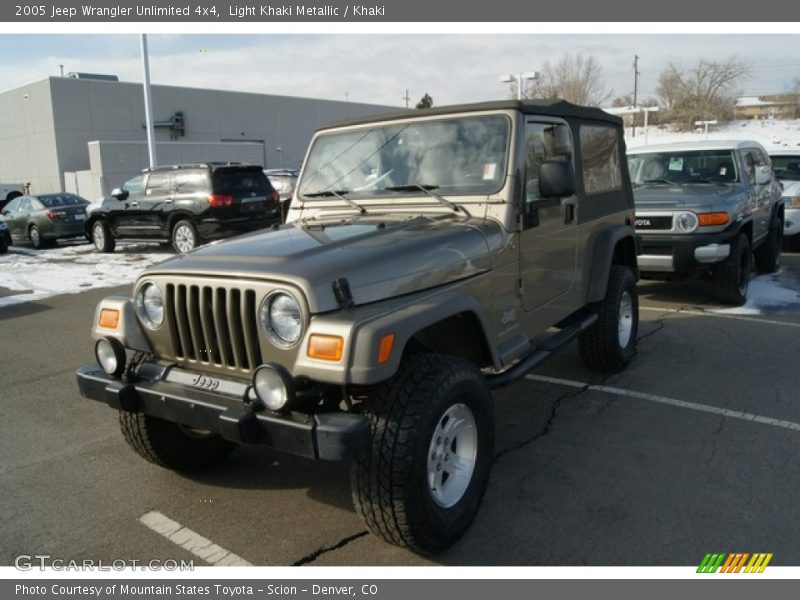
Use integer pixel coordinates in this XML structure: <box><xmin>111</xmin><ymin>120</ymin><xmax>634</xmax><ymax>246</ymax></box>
<box><xmin>77</xmin><ymin>100</ymin><xmax>640</xmax><ymax>555</ymax></box>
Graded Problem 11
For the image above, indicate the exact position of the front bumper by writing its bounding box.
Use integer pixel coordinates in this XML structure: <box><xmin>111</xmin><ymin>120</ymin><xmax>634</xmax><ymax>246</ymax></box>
<box><xmin>636</xmin><ymin>230</ymin><xmax>738</xmax><ymax>274</ymax></box>
<box><xmin>76</xmin><ymin>363</ymin><xmax>370</xmax><ymax>461</ymax></box>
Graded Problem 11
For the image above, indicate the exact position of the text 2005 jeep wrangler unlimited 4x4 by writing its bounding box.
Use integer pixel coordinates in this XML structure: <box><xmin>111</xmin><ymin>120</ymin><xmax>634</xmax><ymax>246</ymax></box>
<box><xmin>76</xmin><ymin>100</ymin><xmax>640</xmax><ymax>554</ymax></box>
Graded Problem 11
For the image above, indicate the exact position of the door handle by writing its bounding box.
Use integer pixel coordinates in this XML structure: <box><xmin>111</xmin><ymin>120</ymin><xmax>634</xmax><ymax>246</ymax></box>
<box><xmin>128</xmin><ymin>201</ymin><xmax>139</xmax><ymax>207</ymax></box>
<box><xmin>563</xmin><ymin>200</ymin><xmax>576</xmax><ymax>224</ymax></box>
<box><xmin>165</xmin><ymin>198</ymin><xmax>173</xmax><ymax>204</ymax></box>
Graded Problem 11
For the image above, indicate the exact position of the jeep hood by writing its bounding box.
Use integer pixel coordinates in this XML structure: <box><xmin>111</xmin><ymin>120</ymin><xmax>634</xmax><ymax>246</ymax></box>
<box><xmin>633</xmin><ymin>183</ymin><xmax>743</xmax><ymax>213</ymax></box>
<box><xmin>145</xmin><ymin>214</ymin><xmax>504</xmax><ymax>313</ymax></box>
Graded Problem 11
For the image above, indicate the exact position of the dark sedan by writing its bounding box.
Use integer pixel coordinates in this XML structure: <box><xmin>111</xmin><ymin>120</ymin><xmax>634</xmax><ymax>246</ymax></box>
<box><xmin>0</xmin><ymin>193</ymin><xmax>89</xmax><ymax>249</ymax></box>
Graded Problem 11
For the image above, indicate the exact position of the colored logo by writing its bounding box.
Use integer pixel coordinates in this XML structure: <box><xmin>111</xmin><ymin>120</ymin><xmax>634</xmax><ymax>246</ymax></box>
<box><xmin>697</xmin><ymin>553</ymin><xmax>773</xmax><ymax>573</ymax></box>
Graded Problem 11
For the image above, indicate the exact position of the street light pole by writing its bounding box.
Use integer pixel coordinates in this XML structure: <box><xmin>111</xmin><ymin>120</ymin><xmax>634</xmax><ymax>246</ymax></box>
<box><xmin>632</xmin><ymin>55</ymin><xmax>640</xmax><ymax>137</ymax></box>
<box><xmin>140</xmin><ymin>34</ymin><xmax>157</xmax><ymax>168</ymax></box>
<box><xmin>500</xmin><ymin>70</ymin><xmax>540</xmax><ymax>101</ymax></box>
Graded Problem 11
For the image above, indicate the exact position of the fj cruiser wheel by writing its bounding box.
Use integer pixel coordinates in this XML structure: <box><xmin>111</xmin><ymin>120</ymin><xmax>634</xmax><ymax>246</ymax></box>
<box><xmin>579</xmin><ymin>265</ymin><xmax>639</xmax><ymax>373</ymax></box>
<box><xmin>92</xmin><ymin>220</ymin><xmax>115</xmax><ymax>253</ymax></box>
<box><xmin>713</xmin><ymin>233</ymin><xmax>750</xmax><ymax>305</ymax></box>
<box><xmin>351</xmin><ymin>354</ymin><xmax>494</xmax><ymax>555</ymax></box>
<box><xmin>172</xmin><ymin>220</ymin><xmax>198</xmax><ymax>254</ymax></box>
<box><xmin>119</xmin><ymin>411</ymin><xmax>236</xmax><ymax>471</ymax></box>
<box><xmin>29</xmin><ymin>225</ymin><xmax>43</xmax><ymax>250</ymax></box>
<box><xmin>754</xmin><ymin>219</ymin><xmax>782</xmax><ymax>273</ymax></box>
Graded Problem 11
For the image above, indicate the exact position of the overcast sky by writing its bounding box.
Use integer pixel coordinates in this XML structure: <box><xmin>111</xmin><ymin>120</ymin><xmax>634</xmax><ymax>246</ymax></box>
<box><xmin>1</xmin><ymin>34</ymin><xmax>799</xmax><ymax>107</ymax></box>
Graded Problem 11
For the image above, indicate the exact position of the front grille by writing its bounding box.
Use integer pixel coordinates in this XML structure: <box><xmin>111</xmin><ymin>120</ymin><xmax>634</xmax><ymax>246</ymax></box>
<box><xmin>635</xmin><ymin>215</ymin><xmax>673</xmax><ymax>231</ymax></box>
<box><xmin>165</xmin><ymin>283</ymin><xmax>262</xmax><ymax>371</ymax></box>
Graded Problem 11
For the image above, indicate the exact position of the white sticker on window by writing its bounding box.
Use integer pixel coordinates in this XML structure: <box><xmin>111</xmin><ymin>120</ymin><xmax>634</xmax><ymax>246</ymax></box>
<box><xmin>483</xmin><ymin>163</ymin><xmax>497</xmax><ymax>180</ymax></box>
<box><xmin>668</xmin><ymin>158</ymin><xmax>683</xmax><ymax>171</ymax></box>
<box><xmin>719</xmin><ymin>167</ymin><xmax>727</xmax><ymax>175</ymax></box>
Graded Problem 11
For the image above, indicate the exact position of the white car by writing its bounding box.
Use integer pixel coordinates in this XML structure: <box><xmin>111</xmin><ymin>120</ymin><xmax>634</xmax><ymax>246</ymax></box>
<box><xmin>767</xmin><ymin>151</ymin><xmax>800</xmax><ymax>244</ymax></box>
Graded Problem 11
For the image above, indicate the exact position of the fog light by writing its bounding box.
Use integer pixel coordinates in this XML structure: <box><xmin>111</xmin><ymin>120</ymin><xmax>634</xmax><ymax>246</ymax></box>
<box><xmin>95</xmin><ymin>337</ymin><xmax>126</xmax><ymax>378</ymax></box>
<box><xmin>253</xmin><ymin>363</ymin><xmax>296</xmax><ymax>413</ymax></box>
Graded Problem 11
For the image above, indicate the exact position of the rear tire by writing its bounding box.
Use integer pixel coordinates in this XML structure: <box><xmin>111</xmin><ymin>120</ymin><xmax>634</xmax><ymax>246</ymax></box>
<box><xmin>579</xmin><ymin>265</ymin><xmax>639</xmax><ymax>373</ymax></box>
<box><xmin>92</xmin><ymin>220</ymin><xmax>115</xmax><ymax>253</ymax></box>
<box><xmin>713</xmin><ymin>233</ymin><xmax>750</xmax><ymax>305</ymax></box>
<box><xmin>351</xmin><ymin>354</ymin><xmax>494</xmax><ymax>555</ymax></box>
<box><xmin>171</xmin><ymin>220</ymin><xmax>198</xmax><ymax>254</ymax></box>
<box><xmin>754</xmin><ymin>218</ymin><xmax>782</xmax><ymax>273</ymax></box>
<box><xmin>119</xmin><ymin>411</ymin><xmax>236</xmax><ymax>471</ymax></box>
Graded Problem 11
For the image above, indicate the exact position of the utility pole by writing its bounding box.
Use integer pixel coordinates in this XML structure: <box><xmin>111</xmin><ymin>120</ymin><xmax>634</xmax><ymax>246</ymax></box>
<box><xmin>403</xmin><ymin>89</ymin><xmax>411</xmax><ymax>108</ymax></box>
<box><xmin>59</xmin><ymin>64</ymin><xmax>64</xmax><ymax>77</ymax></box>
<box><xmin>632</xmin><ymin>54</ymin><xmax>640</xmax><ymax>138</ymax></box>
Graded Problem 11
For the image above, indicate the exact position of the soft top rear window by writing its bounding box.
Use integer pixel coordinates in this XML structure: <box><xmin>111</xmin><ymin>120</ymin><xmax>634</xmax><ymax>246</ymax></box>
<box><xmin>213</xmin><ymin>168</ymin><xmax>271</xmax><ymax>195</ymax></box>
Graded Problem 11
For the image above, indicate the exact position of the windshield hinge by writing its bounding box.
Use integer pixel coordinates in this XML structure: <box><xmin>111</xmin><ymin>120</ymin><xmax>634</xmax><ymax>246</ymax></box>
<box><xmin>332</xmin><ymin>278</ymin><xmax>355</xmax><ymax>309</ymax></box>
<box><xmin>517</xmin><ymin>278</ymin><xmax>524</xmax><ymax>296</ymax></box>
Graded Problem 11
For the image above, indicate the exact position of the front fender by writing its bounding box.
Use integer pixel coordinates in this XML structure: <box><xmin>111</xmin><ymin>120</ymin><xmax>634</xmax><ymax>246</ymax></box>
<box><xmin>584</xmin><ymin>224</ymin><xmax>638</xmax><ymax>303</ymax></box>
<box><xmin>91</xmin><ymin>296</ymin><xmax>152</xmax><ymax>353</ymax></box>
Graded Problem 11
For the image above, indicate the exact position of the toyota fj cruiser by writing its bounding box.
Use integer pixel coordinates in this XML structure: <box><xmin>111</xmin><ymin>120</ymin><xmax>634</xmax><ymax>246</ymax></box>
<box><xmin>628</xmin><ymin>141</ymin><xmax>784</xmax><ymax>304</ymax></box>
<box><xmin>76</xmin><ymin>100</ymin><xmax>640</xmax><ymax>555</ymax></box>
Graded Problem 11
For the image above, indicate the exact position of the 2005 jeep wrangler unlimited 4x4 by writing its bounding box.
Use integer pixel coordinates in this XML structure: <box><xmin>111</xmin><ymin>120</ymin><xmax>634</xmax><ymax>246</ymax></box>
<box><xmin>76</xmin><ymin>100</ymin><xmax>640</xmax><ymax>555</ymax></box>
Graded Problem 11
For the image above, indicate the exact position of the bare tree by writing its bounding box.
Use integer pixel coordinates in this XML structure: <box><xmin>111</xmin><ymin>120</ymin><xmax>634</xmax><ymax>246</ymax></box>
<box><xmin>525</xmin><ymin>53</ymin><xmax>612</xmax><ymax>107</ymax></box>
<box><xmin>656</xmin><ymin>57</ymin><xmax>750</xmax><ymax>129</ymax></box>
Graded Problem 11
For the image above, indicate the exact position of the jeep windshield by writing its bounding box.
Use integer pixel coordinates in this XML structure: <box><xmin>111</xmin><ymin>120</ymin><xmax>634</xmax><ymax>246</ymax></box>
<box><xmin>298</xmin><ymin>115</ymin><xmax>510</xmax><ymax>200</ymax></box>
<box><xmin>628</xmin><ymin>150</ymin><xmax>739</xmax><ymax>185</ymax></box>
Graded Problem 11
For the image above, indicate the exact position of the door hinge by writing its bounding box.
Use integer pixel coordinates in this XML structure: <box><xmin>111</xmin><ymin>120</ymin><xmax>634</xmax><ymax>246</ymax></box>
<box><xmin>517</xmin><ymin>278</ymin><xmax>524</xmax><ymax>296</ymax></box>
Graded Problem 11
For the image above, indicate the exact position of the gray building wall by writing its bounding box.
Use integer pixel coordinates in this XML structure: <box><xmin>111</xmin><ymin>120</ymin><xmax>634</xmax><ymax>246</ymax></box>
<box><xmin>0</xmin><ymin>76</ymin><xmax>397</xmax><ymax>196</ymax></box>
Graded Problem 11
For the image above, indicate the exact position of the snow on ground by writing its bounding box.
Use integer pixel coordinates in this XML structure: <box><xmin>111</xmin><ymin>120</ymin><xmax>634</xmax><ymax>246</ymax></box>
<box><xmin>713</xmin><ymin>270</ymin><xmax>800</xmax><ymax>316</ymax></box>
<box><xmin>626</xmin><ymin>118</ymin><xmax>800</xmax><ymax>151</ymax></box>
<box><xmin>0</xmin><ymin>240</ymin><xmax>172</xmax><ymax>308</ymax></box>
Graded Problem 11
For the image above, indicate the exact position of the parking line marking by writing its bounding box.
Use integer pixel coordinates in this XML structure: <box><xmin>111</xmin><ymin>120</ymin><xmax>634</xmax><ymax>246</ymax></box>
<box><xmin>525</xmin><ymin>374</ymin><xmax>800</xmax><ymax>433</ymax></box>
<box><xmin>139</xmin><ymin>510</ymin><xmax>252</xmax><ymax>566</ymax></box>
<box><xmin>639</xmin><ymin>305</ymin><xmax>800</xmax><ymax>329</ymax></box>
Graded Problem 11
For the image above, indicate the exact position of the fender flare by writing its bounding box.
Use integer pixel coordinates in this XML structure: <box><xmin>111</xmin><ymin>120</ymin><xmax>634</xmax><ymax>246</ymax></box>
<box><xmin>584</xmin><ymin>224</ymin><xmax>638</xmax><ymax>303</ymax></box>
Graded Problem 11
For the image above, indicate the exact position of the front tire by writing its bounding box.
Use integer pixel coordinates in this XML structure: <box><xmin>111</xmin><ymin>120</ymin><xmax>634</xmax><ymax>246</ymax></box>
<box><xmin>351</xmin><ymin>354</ymin><xmax>494</xmax><ymax>555</ymax></box>
<box><xmin>713</xmin><ymin>233</ymin><xmax>750</xmax><ymax>305</ymax></box>
<box><xmin>754</xmin><ymin>218</ymin><xmax>782</xmax><ymax>273</ymax></box>
<box><xmin>29</xmin><ymin>225</ymin><xmax>43</xmax><ymax>250</ymax></box>
<box><xmin>119</xmin><ymin>411</ymin><xmax>236</xmax><ymax>471</ymax></box>
<box><xmin>171</xmin><ymin>220</ymin><xmax>198</xmax><ymax>254</ymax></box>
<box><xmin>579</xmin><ymin>265</ymin><xmax>639</xmax><ymax>373</ymax></box>
<box><xmin>92</xmin><ymin>220</ymin><xmax>115</xmax><ymax>253</ymax></box>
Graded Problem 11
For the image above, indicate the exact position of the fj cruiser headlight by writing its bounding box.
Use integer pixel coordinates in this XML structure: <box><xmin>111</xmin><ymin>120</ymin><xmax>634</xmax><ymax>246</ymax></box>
<box><xmin>675</xmin><ymin>211</ymin><xmax>699</xmax><ymax>233</ymax></box>
<box><xmin>135</xmin><ymin>281</ymin><xmax>164</xmax><ymax>328</ymax></box>
<box><xmin>784</xmin><ymin>195</ymin><xmax>800</xmax><ymax>209</ymax></box>
<box><xmin>260</xmin><ymin>292</ymin><xmax>303</xmax><ymax>347</ymax></box>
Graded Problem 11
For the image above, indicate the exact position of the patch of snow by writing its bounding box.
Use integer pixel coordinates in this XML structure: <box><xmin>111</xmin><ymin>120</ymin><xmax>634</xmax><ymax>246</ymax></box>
<box><xmin>627</xmin><ymin>119</ymin><xmax>800</xmax><ymax>151</ymax></box>
<box><xmin>0</xmin><ymin>241</ymin><xmax>172</xmax><ymax>308</ymax></box>
<box><xmin>713</xmin><ymin>271</ymin><xmax>800</xmax><ymax>315</ymax></box>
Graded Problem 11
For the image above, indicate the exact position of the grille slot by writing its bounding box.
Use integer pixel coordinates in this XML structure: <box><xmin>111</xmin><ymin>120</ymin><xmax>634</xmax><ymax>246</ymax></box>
<box><xmin>166</xmin><ymin>283</ymin><xmax>262</xmax><ymax>371</ymax></box>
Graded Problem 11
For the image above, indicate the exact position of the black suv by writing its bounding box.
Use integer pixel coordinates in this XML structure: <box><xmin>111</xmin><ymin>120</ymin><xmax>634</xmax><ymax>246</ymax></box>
<box><xmin>87</xmin><ymin>163</ymin><xmax>280</xmax><ymax>253</ymax></box>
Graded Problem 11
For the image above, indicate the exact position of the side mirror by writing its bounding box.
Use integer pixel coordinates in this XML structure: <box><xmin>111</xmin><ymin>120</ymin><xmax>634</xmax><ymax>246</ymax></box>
<box><xmin>754</xmin><ymin>165</ymin><xmax>771</xmax><ymax>185</ymax></box>
<box><xmin>111</xmin><ymin>187</ymin><xmax>129</xmax><ymax>200</ymax></box>
<box><xmin>538</xmin><ymin>161</ymin><xmax>576</xmax><ymax>198</ymax></box>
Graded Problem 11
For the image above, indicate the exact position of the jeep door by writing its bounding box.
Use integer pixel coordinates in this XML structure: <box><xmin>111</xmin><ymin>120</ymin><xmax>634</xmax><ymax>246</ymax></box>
<box><xmin>519</xmin><ymin>119</ymin><xmax>579</xmax><ymax>312</ymax></box>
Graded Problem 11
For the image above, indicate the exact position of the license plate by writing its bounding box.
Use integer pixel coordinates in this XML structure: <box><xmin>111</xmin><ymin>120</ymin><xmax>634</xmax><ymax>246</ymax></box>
<box><xmin>165</xmin><ymin>369</ymin><xmax>248</xmax><ymax>397</ymax></box>
<box><xmin>241</xmin><ymin>196</ymin><xmax>266</xmax><ymax>203</ymax></box>
<box><xmin>74</xmin><ymin>214</ymin><xmax>86</xmax><ymax>221</ymax></box>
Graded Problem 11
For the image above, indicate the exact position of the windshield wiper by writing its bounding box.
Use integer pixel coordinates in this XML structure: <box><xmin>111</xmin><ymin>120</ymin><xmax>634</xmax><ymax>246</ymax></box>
<box><xmin>384</xmin><ymin>184</ymin><xmax>463</xmax><ymax>214</ymax></box>
<box><xmin>304</xmin><ymin>189</ymin><xmax>366</xmax><ymax>214</ymax></box>
<box><xmin>642</xmin><ymin>178</ymin><xmax>681</xmax><ymax>185</ymax></box>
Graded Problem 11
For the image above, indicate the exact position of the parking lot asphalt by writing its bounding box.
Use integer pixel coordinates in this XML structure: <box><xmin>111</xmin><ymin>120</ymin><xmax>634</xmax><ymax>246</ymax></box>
<box><xmin>1</xmin><ymin>252</ymin><xmax>799</xmax><ymax>567</ymax></box>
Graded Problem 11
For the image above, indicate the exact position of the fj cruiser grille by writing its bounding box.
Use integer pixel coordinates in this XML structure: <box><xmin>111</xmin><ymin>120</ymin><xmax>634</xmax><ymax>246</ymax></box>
<box><xmin>165</xmin><ymin>283</ymin><xmax>262</xmax><ymax>371</ymax></box>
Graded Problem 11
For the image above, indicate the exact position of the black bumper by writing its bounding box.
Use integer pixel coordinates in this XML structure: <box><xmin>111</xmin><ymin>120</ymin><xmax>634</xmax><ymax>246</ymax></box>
<box><xmin>637</xmin><ymin>228</ymin><xmax>740</xmax><ymax>274</ymax></box>
<box><xmin>76</xmin><ymin>364</ymin><xmax>370</xmax><ymax>461</ymax></box>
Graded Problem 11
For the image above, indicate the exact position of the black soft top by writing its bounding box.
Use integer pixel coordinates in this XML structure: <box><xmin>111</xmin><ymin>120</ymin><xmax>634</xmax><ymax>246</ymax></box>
<box><xmin>319</xmin><ymin>99</ymin><xmax>622</xmax><ymax>131</ymax></box>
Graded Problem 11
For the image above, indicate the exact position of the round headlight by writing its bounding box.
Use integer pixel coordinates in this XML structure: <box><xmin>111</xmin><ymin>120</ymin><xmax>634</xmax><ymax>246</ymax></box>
<box><xmin>675</xmin><ymin>211</ymin><xmax>699</xmax><ymax>233</ymax></box>
<box><xmin>135</xmin><ymin>281</ymin><xmax>164</xmax><ymax>328</ymax></box>
<box><xmin>260</xmin><ymin>292</ymin><xmax>303</xmax><ymax>346</ymax></box>
<box><xmin>253</xmin><ymin>363</ymin><xmax>296</xmax><ymax>412</ymax></box>
<box><xmin>95</xmin><ymin>337</ymin><xmax>126</xmax><ymax>378</ymax></box>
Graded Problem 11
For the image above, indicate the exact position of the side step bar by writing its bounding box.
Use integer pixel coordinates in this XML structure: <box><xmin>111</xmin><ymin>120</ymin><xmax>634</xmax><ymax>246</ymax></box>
<box><xmin>485</xmin><ymin>312</ymin><xmax>598</xmax><ymax>389</ymax></box>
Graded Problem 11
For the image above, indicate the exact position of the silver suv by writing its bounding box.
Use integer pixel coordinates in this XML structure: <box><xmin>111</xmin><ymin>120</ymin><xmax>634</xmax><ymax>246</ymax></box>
<box><xmin>628</xmin><ymin>140</ymin><xmax>784</xmax><ymax>304</ymax></box>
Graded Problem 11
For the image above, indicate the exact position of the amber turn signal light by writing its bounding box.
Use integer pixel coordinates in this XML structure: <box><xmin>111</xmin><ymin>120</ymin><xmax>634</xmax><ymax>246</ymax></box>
<box><xmin>308</xmin><ymin>335</ymin><xmax>344</xmax><ymax>361</ymax></box>
<box><xmin>698</xmin><ymin>212</ymin><xmax>730</xmax><ymax>226</ymax></box>
<box><xmin>99</xmin><ymin>309</ymin><xmax>120</xmax><ymax>329</ymax></box>
<box><xmin>377</xmin><ymin>333</ymin><xmax>395</xmax><ymax>365</ymax></box>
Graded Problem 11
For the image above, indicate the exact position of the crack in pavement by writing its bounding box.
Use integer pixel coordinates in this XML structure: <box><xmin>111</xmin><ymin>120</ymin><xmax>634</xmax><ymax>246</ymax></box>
<box><xmin>292</xmin><ymin>531</ymin><xmax>369</xmax><ymax>566</ymax></box>
<box><xmin>705</xmin><ymin>415</ymin><xmax>727</xmax><ymax>467</ymax></box>
<box><xmin>636</xmin><ymin>302</ymin><xmax>699</xmax><ymax>343</ymax></box>
<box><xmin>493</xmin><ymin>375</ymin><xmax>609</xmax><ymax>463</ymax></box>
